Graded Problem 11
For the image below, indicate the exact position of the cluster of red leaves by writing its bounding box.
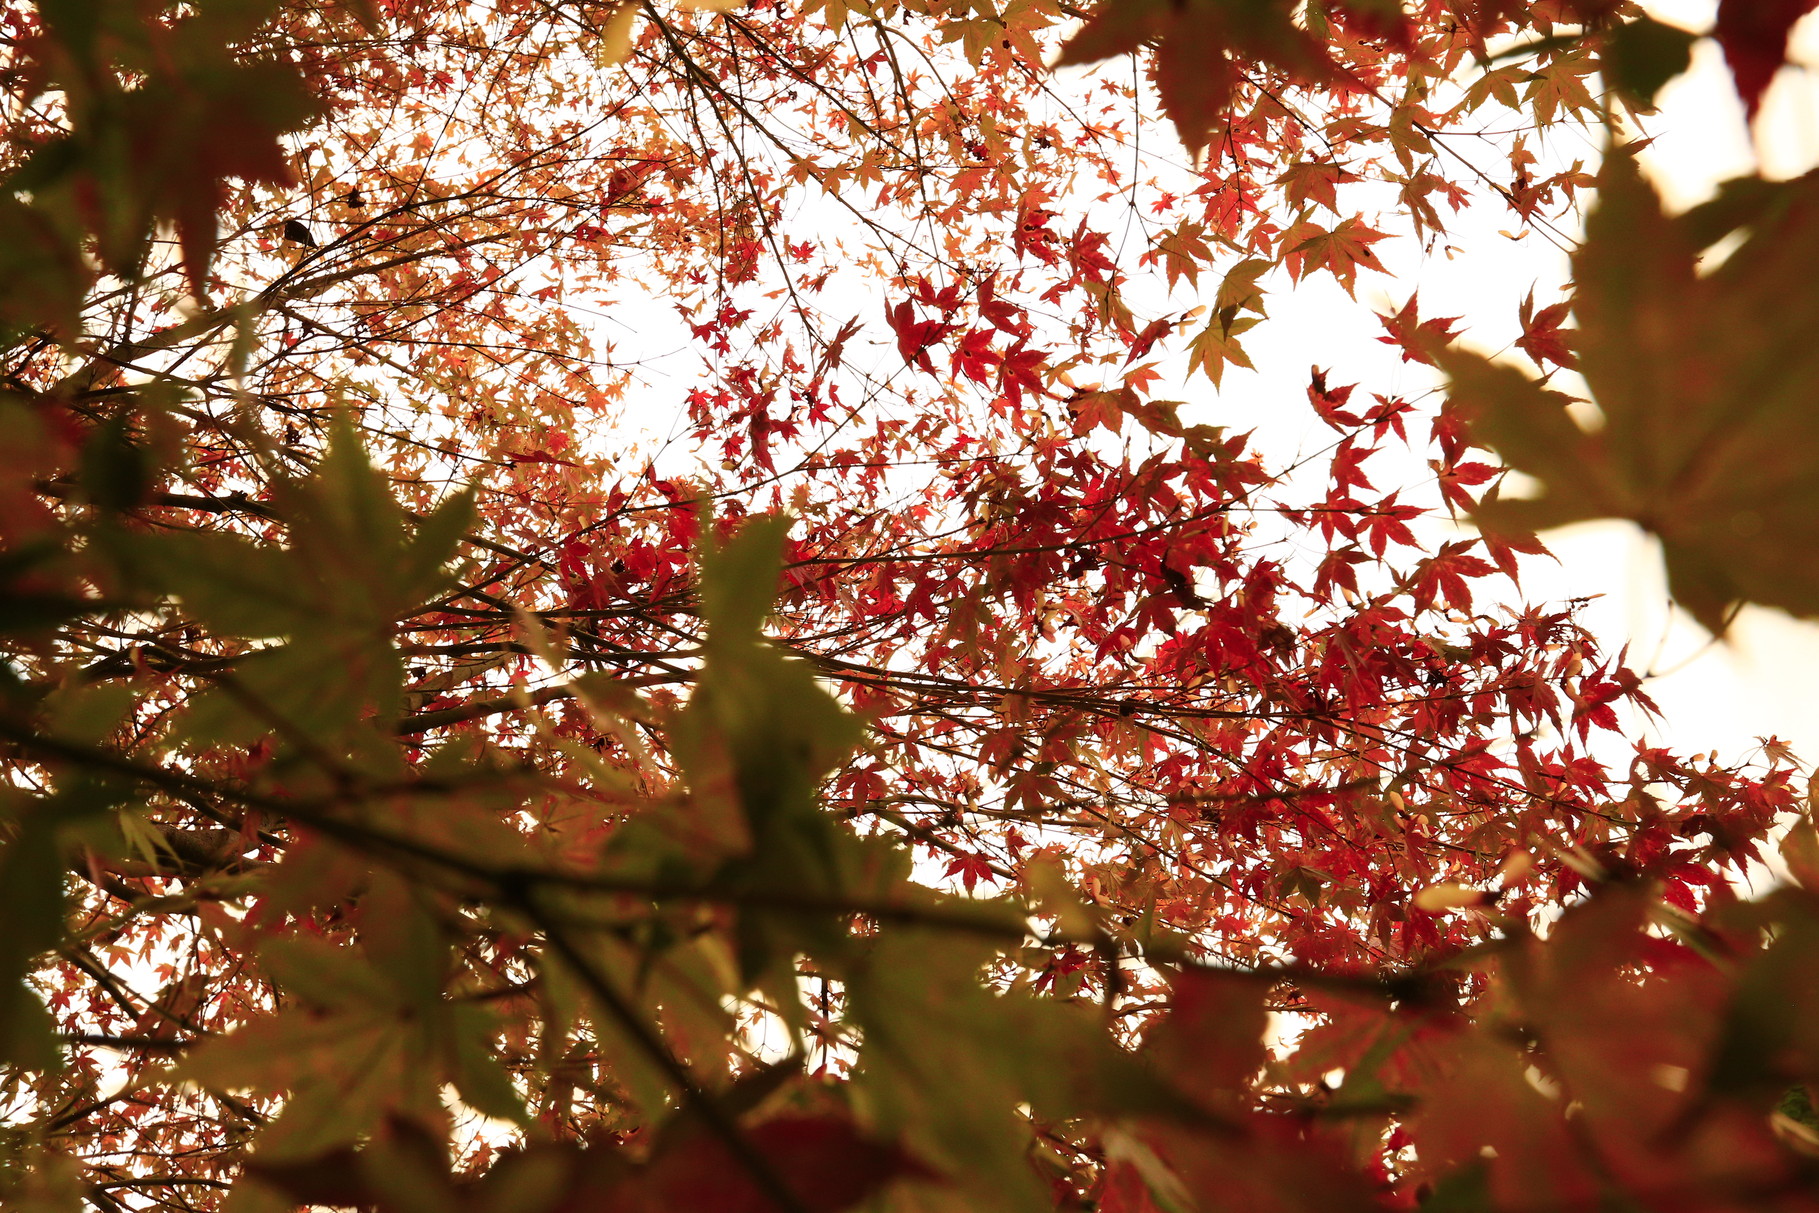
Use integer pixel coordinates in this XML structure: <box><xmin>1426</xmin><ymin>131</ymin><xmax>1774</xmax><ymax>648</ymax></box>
<box><xmin>2</xmin><ymin>1</ymin><xmax>1815</xmax><ymax>1211</ymax></box>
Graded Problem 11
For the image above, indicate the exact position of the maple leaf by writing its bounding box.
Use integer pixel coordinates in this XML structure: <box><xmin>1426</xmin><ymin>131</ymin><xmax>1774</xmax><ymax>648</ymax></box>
<box><xmin>1409</xmin><ymin>540</ymin><xmax>1495</xmax><ymax>612</ymax></box>
<box><xmin>1327</xmin><ymin>0</ymin><xmax>1414</xmax><ymax>46</ymax></box>
<box><xmin>1278</xmin><ymin>158</ymin><xmax>1357</xmax><ymax>214</ymax></box>
<box><xmin>508</xmin><ymin>448</ymin><xmax>580</xmax><ymax>466</ymax></box>
<box><xmin>1013</xmin><ymin>199</ymin><xmax>1063</xmax><ymax>265</ymax></box>
<box><xmin>1375</xmin><ymin>293</ymin><xmax>1461</xmax><ymax>366</ymax></box>
<box><xmin>1312</xmin><ymin>546</ymin><xmax>1368</xmax><ymax>599</ymax></box>
<box><xmin>1435</xmin><ymin>459</ymin><xmax>1498</xmax><ymax>516</ymax></box>
<box><xmin>885</xmin><ymin>299</ymin><xmax>957</xmax><ymax>371</ymax></box>
<box><xmin>976</xmin><ymin>275</ymin><xmax>1029</xmax><ymax>336</ymax></box>
<box><xmin>1358</xmin><ymin>498</ymin><xmax>1421</xmax><ymax>556</ymax></box>
<box><xmin>282</xmin><ymin>218</ymin><xmax>318</xmax><ymax>248</ymax></box>
<box><xmin>1123</xmin><ymin>362</ymin><xmax>1165</xmax><ymax>394</ymax></box>
<box><xmin>998</xmin><ymin>339</ymin><xmax>1048</xmax><ymax>407</ymax></box>
<box><xmin>950</xmin><ymin>327</ymin><xmax>1002</xmax><ymax>383</ymax></box>
<box><xmin>815</xmin><ymin>315</ymin><xmax>863</xmax><ymax>379</ymax></box>
<box><xmin>1055</xmin><ymin>0</ymin><xmax>1341</xmax><ymax>151</ymax></box>
<box><xmin>1284</xmin><ymin>217</ymin><xmax>1390</xmax><ymax>297</ymax></box>
<box><xmin>1478</xmin><ymin>527</ymin><xmax>1549</xmax><ymax>583</ymax></box>
<box><xmin>1123</xmin><ymin>315</ymin><xmax>1175</xmax><ymax>366</ymax></box>
<box><xmin>1515</xmin><ymin>290</ymin><xmax>1576</xmax><ymax>370</ymax></box>
<box><xmin>1147</xmin><ymin>221</ymin><xmax>1215</xmax><ymax>289</ymax></box>
<box><xmin>1071</xmin><ymin>389</ymin><xmax>1126</xmax><ymax>436</ymax></box>
<box><xmin>1215</xmin><ymin>257</ymin><xmax>1271</xmax><ymax>317</ymax></box>
<box><xmin>1448</xmin><ymin>153</ymin><xmax>1819</xmax><ymax>632</ymax></box>
<box><xmin>944</xmin><ymin>851</ymin><xmax>998</xmax><ymax>892</ymax></box>
<box><xmin>1186</xmin><ymin>309</ymin><xmax>1259</xmax><ymax>386</ymax></box>
<box><xmin>1602</xmin><ymin>14</ymin><xmax>1699</xmax><ymax>108</ymax></box>
<box><xmin>1178</xmin><ymin>257</ymin><xmax>1272</xmax><ymax>386</ymax></box>
<box><xmin>1715</xmin><ymin>0</ymin><xmax>1819</xmax><ymax>118</ymax></box>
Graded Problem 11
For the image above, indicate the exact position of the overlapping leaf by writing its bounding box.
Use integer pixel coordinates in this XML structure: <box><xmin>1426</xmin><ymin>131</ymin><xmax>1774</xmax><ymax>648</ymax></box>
<box><xmin>1448</xmin><ymin>153</ymin><xmax>1819</xmax><ymax>631</ymax></box>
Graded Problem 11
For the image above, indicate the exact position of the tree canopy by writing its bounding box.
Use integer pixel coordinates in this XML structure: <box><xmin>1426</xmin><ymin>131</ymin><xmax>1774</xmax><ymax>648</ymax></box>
<box><xmin>4</xmin><ymin>0</ymin><xmax>1819</xmax><ymax>1210</ymax></box>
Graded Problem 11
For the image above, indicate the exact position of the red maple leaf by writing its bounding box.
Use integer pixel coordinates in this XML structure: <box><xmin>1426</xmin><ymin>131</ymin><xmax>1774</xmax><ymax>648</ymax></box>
<box><xmin>950</xmin><ymin>327</ymin><xmax>1001</xmax><ymax>383</ymax></box>
<box><xmin>998</xmin><ymin>340</ymin><xmax>1048</xmax><ymax>408</ymax></box>
<box><xmin>1286</xmin><ymin>217</ymin><xmax>1390</xmax><ymax>297</ymax></box>
<box><xmin>1123</xmin><ymin>315</ymin><xmax>1175</xmax><ymax>366</ymax></box>
<box><xmin>1375</xmin><ymin>293</ymin><xmax>1460</xmax><ymax>366</ymax></box>
<box><xmin>1410</xmin><ymin>540</ymin><xmax>1496</xmax><ymax>612</ymax></box>
<box><xmin>1716</xmin><ymin>0</ymin><xmax>1819</xmax><ymax>117</ymax></box>
<box><xmin>976</xmin><ymin>275</ymin><xmax>1030</xmax><ymax>335</ymax></box>
<box><xmin>1516</xmin><ymin>290</ymin><xmax>1577</xmax><ymax>370</ymax></box>
<box><xmin>944</xmin><ymin>852</ymin><xmax>998</xmax><ymax>893</ymax></box>
<box><xmin>884</xmin><ymin>299</ymin><xmax>957</xmax><ymax>372</ymax></box>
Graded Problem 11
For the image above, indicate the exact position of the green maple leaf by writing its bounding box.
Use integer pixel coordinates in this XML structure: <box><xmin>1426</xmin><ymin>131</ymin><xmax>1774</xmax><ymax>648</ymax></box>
<box><xmin>1446</xmin><ymin>151</ymin><xmax>1819</xmax><ymax>633</ymax></box>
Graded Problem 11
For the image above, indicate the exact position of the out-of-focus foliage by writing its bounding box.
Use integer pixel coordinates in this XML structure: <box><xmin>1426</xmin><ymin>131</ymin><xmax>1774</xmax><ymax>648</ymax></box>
<box><xmin>0</xmin><ymin>0</ymin><xmax>316</xmax><ymax>332</ymax></box>
<box><xmin>1449</xmin><ymin>153</ymin><xmax>1819</xmax><ymax>633</ymax></box>
<box><xmin>1</xmin><ymin>1</ymin><xmax>1817</xmax><ymax>1211</ymax></box>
